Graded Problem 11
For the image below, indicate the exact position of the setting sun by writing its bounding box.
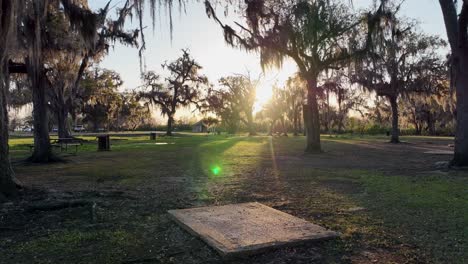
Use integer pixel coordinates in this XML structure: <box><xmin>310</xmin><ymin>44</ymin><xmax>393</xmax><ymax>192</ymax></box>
<box><xmin>254</xmin><ymin>83</ymin><xmax>273</xmax><ymax>112</ymax></box>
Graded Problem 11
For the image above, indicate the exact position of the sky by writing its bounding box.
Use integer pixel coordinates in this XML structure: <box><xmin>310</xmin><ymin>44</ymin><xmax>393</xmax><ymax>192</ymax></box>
<box><xmin>88</xmin><ymin>0</ymin><xmax>448</xmax><ymax>121</ymax></box>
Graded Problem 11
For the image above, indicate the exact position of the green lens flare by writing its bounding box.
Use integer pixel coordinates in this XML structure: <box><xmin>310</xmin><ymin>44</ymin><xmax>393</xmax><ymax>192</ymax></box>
<box><xmin>211</xmin><ymin>166</ymin><xmax>221</xmax><ymax>175</ymax></box>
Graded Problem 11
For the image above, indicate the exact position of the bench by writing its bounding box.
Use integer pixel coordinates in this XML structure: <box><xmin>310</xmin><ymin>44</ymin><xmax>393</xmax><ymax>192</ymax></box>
<box><xmin>29</xmin><ymin>138</ymin><xmax>83</xmax><ymax>154</ymax></box>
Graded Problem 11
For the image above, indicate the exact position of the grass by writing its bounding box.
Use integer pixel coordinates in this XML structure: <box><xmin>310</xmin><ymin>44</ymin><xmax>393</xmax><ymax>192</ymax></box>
<box><xmin>3</xmin><ymin>133</ymin><xmax>467</xmax><ymax>263</ymax></box>
<box><xmin>15</xmin><ymin>229</ymin><xmax>141</xmax><ymax>263</ymax></box>
<box><xmin>359</xmin><ymin>172</ymin><xmax>468</xmax><ymax>262</ymax></box>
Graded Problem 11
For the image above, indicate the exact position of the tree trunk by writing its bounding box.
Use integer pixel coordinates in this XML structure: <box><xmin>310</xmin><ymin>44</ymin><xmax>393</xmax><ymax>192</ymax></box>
<box><xmin>305</xmin><ymin>77</ymin><xmax>322</xmax><ymax>153</ymax></box>
<box><xmin>268</xmin><ymin>119</ymin><xmax>275</xmax><ymax>136</ymax></box>
<box><xmin>337</xmin><ymin>117</ymin><xmax>344</xmax><ymax>134</ymax></box>
<box><xmin>0</xmin><ymin>0</ymin><xmax>18</xmax><ymax>198</ymax></box>
<box><xmin>389</xmin><ymin>96</ymin><xmax>400</xmax><ymax>143</ymax></box>
<box><xmin>439</xmin><ymin>0</ymin><xmax>468</xmax><ymax>165</ymax></box>
<box><xmin>326</xmin><ymin>91</ymin><xmax>331</xmax><ymax>136</ymax></box>
<box><xmin>246</xmin><ymin>112</ymin><xmax>256</xmax><ymax>136</ymax></box>
<box><xmin>427</xmin><ymin>113</ymin><xmax>436</xmax><ymax>136</ymax></box>
<box><xmin>280</xmin><ymin>118</ymin><xmax>287</xmax><ymax>136</ymax></box>
<box><xmin>0</xmin><ymin>63</ymin><xmax>17</xmax><ymax>198</ymax></box>
<box><xmin>167</xmin><ymin>115</ymin><xmax>174</xmax><ymax>136</ymax></box>
<box><xmin>57</xmin><ymin>107</ymin><xmax>71</xmax><ymax>139</ymax></box>
<box><xmin>302</xmin><ymin>104</ymin><xmax>307</xmax><ymax>136</ymax></box>
<box><xmin>28</xmin><ymin>2</ymin><xmax>53</xmax><ymax>162</ymax></box>
<box><xmin>415</xmin><ymin>122</ymin><xmax>422</xmax><ymax>135</ymax></box>
<box><xmin>293</xmin><ymin>112</ymin><xmax>299</xmax><ymax>136</ymax></box>
<box><xmin>30</xmin><ymin>71</ymin><xmax>52</xmax><ymax>162</ymax></box>
<box><xmin>453</xmin><ymin>50</ymin><xmax>468</xmax><ymax>166</ymax></box>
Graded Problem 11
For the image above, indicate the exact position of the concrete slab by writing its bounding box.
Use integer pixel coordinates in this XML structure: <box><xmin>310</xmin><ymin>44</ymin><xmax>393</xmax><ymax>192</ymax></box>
<box><xmin>168</xmin><ymin>202</ymin><xmax>339</xmax><ymax>257</ymax></box>
<box><xmin>424</xmin><ymin>150</ymin><xmax>453</xmax><ymax>155</ymax></box>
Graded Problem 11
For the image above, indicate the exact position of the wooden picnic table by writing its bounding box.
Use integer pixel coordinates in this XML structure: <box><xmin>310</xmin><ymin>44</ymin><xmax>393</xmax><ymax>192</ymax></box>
<box><xmin>29</xmin><ymin>138</ymin><xmax>83</xmax><ymax>154</ymax></box>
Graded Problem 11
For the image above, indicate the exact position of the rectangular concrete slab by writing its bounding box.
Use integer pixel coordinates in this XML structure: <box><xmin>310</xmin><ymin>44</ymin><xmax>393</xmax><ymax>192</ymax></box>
<box><xmin>168</xmin><ymin>202</ymin><xmax>339</xmax><ymax>257</ymax></box>
<box><xmin>424</xmin><ymin>150</ymin><xmax>453</xmax><ymax>155</ymax></box>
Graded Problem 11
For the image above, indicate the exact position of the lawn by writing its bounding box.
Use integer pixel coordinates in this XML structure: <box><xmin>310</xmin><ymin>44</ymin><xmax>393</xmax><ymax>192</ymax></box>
<box><xmin>1</xmin><ymin>134</ymin><xmax>467</xmax><ymax>263</ymax></box>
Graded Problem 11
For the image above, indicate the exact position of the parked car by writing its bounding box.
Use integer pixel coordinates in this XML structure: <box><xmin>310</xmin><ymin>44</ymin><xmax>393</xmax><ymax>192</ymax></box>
<box><xmin>73</xmin><ymin>125</ymin><xmax>86</xmax><ymax>132</ymax></box>
<box><xmin>22</xmin><ymin>126</ymin><xmax>33</xmax><ymax>132</ymax></box>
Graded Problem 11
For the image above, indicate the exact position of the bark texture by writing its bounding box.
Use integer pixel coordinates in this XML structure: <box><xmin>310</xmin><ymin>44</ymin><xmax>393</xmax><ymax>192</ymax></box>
<box><xmin>57</xmin><ymin>105</ymin><xmax>71</xmax><ymax>139</ymax></box>
<box><xmin>166</xmin><ymin>115</ymin><xmax>174</xmax><ymax>136</ymax></box>
<box><xmin>389</xmin><ymin>96</ymin><xmax>400</xmax><ymax>143</ymax></box>
<box><xmin>0</xmin><ymin>0</ymin><xmax>18</xmax><ymax>198</ymax></box>
<box><xmin>439</xmin><ymin>0</ymin><xmax>468</xmax><ymax>166</ymax></box>
<box><xmin>453</xmin><ymin>51</ymin><xmax>468</xmax><ymax>165</ymax></box>
<box><xmin>28</xmin><ymin>1</ymin><xmax>53</xmax><ymax>162</ymax></box>
<box><xmin>305</xmin><ymin>77</ymin><xmax>322</xmax><ymax>153</ymax></box>
<box><xmin>0</xmin><ymin>62</ymin><xmax>17</xmax><ymax>198</ymax></box>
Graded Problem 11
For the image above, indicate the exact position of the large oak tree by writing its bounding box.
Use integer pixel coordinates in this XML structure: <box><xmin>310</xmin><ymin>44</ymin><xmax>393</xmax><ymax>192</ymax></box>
<box><xmin>205</xmin><ymin>0</ymin><xmax>376</xmax><ymax>152</ymax></box>
<box><xmin>352</xmin><ymin>13</ymin><xmax>446</xmax><ymax>143</ymax></box>
<box><xmin>208</xmin><ymin>74</ymin><xmax>258</xmax><ymax>136</ymax></box>
<box><xmin>140</xmin><ymin>50</ymin><xmax>208</xmax><ymax>136</ymax></box>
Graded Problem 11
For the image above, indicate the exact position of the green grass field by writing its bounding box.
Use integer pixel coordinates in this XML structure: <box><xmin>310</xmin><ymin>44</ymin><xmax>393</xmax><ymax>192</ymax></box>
<box><xmin>2</xmin><ymin>134</ymin><xmax>467</xmax><ymax>263</ymax></box>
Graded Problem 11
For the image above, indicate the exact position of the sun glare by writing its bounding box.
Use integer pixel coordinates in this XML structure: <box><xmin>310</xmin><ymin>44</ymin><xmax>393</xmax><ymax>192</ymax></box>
<box><xmin>254</xmin><ymin>83</ymin><xmax>273</xmax><ymax>112</ymax></box>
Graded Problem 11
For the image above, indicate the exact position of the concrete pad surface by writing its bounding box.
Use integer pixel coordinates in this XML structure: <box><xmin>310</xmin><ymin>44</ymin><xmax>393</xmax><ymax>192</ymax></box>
<box><xmin>168</xmin><ymin>202</ymin><xmax>339</xmax><ymax>257</ymax></box>
<box><xmin>424</xmin><ymin>150</ymin><xmax>453</xmax><ymax>155</ymax></box>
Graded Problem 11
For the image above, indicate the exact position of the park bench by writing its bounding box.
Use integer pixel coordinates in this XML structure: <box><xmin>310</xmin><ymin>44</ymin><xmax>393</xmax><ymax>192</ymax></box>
<box><xmin>29</xmin><ymin>138</ymin><xmax>83</xmax><ymax>154</ymax></box>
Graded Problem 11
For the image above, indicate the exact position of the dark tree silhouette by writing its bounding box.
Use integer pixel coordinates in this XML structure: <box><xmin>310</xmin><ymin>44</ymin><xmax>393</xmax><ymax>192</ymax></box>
<box><xmin>219</xmin><ymin>75</ymin><xmax>258</xmax><ymax>136</ymax></box>
<box><xmin>0</xmin><ymin>0</ymin><xmax>21</xmax><ymax>199</ymax></box>
<box><xmin>206</xmin><ymin>86</ymin><xmax>241</xmax><ymax>134</ymax></box>
<box><xmin>439</xmin><ymin>0</ymin><xmax>468</xmax><ymax>166</ymax></box>
<box><xmin>262</xmin><ymin>86</ymin><xmax>288</xmax><ymax>136</ymax></box>
<box><xmin>81</xmin><ymin>68</ymin><xmax>124</xmax><ymax>132</ymax></box>
<box><xmin>140</xmin><ymin>50</ymin><xmax>208</xmax><ymax>136</ymax></box>
<box><xmin>284</xmin><ymin>75</ymin><xmax>306</xmax><ymax>136</ymax></box>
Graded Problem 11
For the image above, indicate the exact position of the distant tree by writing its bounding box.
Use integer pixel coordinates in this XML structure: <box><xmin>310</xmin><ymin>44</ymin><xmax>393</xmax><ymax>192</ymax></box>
<box><xmin>438</xmin><ymin>0</ymin><xmax>468</xmax><ymax>165</ymax></box>
<box><xmin>206</xmin><ymin>87</ymin><xmax>241</xmax><ymax>134</ymax></box>
<box><xmin>284</xmin><ymin>75</ymin><xmax>306</xmax><ymax>136</ymax></box>
<box><xmin>262</xmin><ymin>86</ymin><xmax>288</xmax><ymax>136</ymax></box>
<box><xmin>139</xmin><ymin>50</ymin><xmax>208</xmax><ymax>136</ymax></box>
<box><xmin>202</xmin><ymin>116</ymin><xmax>219</xmax><ymax>130</ymax></box>
<box><xmin>117</xmin><ymin>93</ymin><xmax>153</xmax><ymax>131</ymax></box>
<box><xmin>352</xmin><ymin>5</ymin><xmax>446</xmax><ymax>143</ymax></box>
<box><xmin>401</xmin><ymin>78</ymin><xmax>454</xmax><ymax>136</ymax></box>
<box><xmin>7</xmin><ymin>75</ymin><xmax>32</xmax><ymax>109</ymax></box>
<box><xmin>220</xmin><ymin>75</ymin><xmax>258</xmax><ymax>135</ymax></box>
<box><xmin>334</xmin><ymin>86</ymin><xmax>367</xmax><ymax>133</ymax></box>
<box><xmin>366</xmin><ymin>98</ymin><xmax>392</xmax><ymax>128</ymax></box>
<box><xmin>317</xmin><ymin>72</ymin><xmax>366</xmax><ymax>134</ymax></box>
<box><xmin>81</xmin><ymin>68</ymin><xmax>124</xmax><ymax>131</ymax></box>
<box><xmin>317</xmin><ymin>80</ymin><xmax>336</xmax><ymax>134</ymax></box>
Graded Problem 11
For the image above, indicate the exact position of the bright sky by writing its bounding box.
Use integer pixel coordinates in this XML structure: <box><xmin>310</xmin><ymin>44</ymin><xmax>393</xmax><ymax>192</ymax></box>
<box><xmin>88</xmin><ymin>0</ymin><xmax>448</xmax><ymax>120</ymax></box>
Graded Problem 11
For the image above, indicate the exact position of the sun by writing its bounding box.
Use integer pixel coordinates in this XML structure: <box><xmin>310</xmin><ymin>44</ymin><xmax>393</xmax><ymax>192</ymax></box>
<box><xmin>254</xmin><ymin>83</ymin><xmax>273</xmax><ymax>112</ymax></box>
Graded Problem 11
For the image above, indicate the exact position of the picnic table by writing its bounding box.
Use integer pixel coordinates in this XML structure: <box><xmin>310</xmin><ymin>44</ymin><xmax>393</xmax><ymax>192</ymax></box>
<box><xmin>29</xmin><ymin>138</ymin><xmax>83</xmax><ymax>154</ymax></box>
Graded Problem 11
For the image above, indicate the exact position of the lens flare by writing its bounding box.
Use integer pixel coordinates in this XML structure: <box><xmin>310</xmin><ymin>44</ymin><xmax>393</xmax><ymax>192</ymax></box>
<box><xmin>211</xmin><ymin>165</ymin><xmax>221</xmax><ymax>176</ymax></box>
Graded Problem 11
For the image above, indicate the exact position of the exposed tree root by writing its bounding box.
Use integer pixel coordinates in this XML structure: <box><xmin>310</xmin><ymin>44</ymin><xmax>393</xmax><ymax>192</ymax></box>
<box><xmin>26</xmin><ymin>153</ymin><xmax>65</xmax><ymax>163</ymax></box>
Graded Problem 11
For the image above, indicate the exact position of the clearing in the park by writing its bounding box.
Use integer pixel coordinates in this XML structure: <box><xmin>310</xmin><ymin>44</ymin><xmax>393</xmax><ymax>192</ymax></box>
<box><xmin>169</xmin><ymin>202</ymin><xmax>339</xmax><ymax>257</ymax></box>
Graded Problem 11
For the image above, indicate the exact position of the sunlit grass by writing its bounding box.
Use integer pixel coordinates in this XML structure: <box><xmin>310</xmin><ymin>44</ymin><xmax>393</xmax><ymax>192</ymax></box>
<box><xmin>5</xmin><ymin>134</ymin><xmax>467</xmax><ymax>263</ymax></box>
